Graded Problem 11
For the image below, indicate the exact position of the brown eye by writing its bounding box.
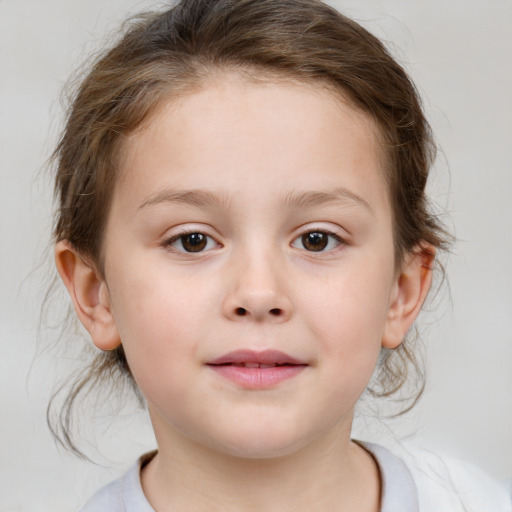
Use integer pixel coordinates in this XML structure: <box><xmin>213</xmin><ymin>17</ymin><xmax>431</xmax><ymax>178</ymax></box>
<box><xmin>301</xmin><ymin>232</ymin><xmax>328</xmax><ymax>251</ymax></box>
<box><xmin>291</xmin><ymin>230</ymin><xmax>344</xmax><ymax>252</ymax></box>
<box><xmin>180</xmin><ymin>233</ymin><xmax>207</xmax><ymax>252</ymax></box>
<box><xmin>168</xmin><ymin>232</ymin><xmax>218</xmax><ymax>253</ymax></box>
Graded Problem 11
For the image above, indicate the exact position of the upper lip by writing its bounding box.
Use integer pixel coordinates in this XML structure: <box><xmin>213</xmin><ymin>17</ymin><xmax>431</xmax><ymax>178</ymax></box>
<box><xmin>207</xmin><ymin>349</ymin><xmax>306</xmax><ymax>366</ymax></box>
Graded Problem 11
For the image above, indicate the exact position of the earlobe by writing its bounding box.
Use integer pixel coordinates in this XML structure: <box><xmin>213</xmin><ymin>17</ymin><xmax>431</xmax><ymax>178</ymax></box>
<box><xmin>55</xmin><ymin>240</ymin><xmax>121</xmax><ymax>351</ymax></box>
<box><xmin>382</xmin><ymin>244</ymin><xmax>435</xmax><ymax>349</ymax></box>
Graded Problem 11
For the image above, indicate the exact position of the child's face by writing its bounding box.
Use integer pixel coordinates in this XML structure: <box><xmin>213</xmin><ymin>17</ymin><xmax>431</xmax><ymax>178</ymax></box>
<box><xmin>99</xmin><ymin>78</ymin><xmax>404</xmax><ymax>458</ymax></box>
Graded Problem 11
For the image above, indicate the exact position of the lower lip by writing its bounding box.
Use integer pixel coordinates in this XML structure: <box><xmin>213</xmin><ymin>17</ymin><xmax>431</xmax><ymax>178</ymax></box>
<box><xmin>208</xmin><ymin>365</ymin><xmax>306</xmax><ymax>389</ymax></box>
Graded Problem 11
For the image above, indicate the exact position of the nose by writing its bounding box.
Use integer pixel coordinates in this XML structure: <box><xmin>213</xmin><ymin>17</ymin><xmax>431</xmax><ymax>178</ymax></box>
<box><xmin>222</xmin><ymin>253</ymin><xmax>293</xmax><ymax>323</ymax></box>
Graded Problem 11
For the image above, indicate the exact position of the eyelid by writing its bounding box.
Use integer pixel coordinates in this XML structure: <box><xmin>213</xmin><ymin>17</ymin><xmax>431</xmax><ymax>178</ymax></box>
<box><xmin>290</xmin><ymin>224</ymin><xmax>349</xmax><ymax>252</ymax></box>
<box><xmin>293</xmin><ymin>222</ymin><xmax>349</xmax><ymax>240</ymax></box>
<box><xmin>161</xmin><ymin>226</ymin><xmax>222</xmax><ymax>254</ymax></box>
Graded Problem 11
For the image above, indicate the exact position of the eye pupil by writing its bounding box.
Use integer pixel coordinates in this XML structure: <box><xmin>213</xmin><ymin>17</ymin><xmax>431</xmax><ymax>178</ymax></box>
<box><xmin>302</xmin><ymin>232</ymin><xmax>328</xmax><ymax>251</ymax></box>
<box><xmin>181</xmin><ymin>233</ymin><xmax>207</xmax><ymax>252</ymax></box>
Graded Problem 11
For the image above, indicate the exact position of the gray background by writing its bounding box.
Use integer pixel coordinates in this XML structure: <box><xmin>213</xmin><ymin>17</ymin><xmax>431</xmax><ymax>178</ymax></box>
<box><xmin>0</xmin><ymin>0</ymin><xmax>510</xmax><ymax>509</ymax></box>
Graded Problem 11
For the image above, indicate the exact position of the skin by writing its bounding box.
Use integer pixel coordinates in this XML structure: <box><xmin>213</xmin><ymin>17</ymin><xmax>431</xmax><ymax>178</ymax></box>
<box><xmin>56</xmin><ymin>76</ymin><xmax>434</xmax><ymax>511</ymax></box>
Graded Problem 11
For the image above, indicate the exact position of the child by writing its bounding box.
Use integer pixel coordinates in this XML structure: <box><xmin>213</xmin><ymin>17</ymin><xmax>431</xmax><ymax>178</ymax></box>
<box><xmin>49</xmin><ymin>0</ymin><xmax>510</xmax><ymax>510</ymax></box>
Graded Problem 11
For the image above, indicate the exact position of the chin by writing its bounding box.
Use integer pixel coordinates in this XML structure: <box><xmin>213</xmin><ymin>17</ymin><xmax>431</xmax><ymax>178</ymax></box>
<box><xmin>205</xmin><ymin>423</ymin><xmax>317</xmax><ymax>461</ymax></box>
<box><xmin>218</xmin><ymin>442</ymin><xmax>304</xmax><ymax>461</ymax></box>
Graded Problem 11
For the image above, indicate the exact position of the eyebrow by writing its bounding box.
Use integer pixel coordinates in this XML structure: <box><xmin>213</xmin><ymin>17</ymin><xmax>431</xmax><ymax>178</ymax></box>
<box><xmin>138</xmin><ymin>189</ymin><xmax>231</xmax><ymax>210</ymax></box>
<box><xmin>281</xmin><ymin>187</ymin><xmax>374</xmax><ymax>216</ymax></box>
<box><xmin>138</xmin><ymin>186</ymin><xmax>373</xmax><ymax>216</ymax></box>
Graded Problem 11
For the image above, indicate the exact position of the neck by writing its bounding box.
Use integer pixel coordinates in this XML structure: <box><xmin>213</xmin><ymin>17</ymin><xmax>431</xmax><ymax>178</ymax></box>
<box><xmin>141</xmin><ymin>419</ymin><xmax>380</xmax><ymax>512</ymax></box>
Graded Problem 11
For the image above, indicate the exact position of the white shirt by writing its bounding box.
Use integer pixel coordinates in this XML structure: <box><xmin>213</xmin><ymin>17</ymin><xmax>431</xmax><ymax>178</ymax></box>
<box><xmin>79</xmin><ymin>442</ymin><xmax>511</xmax><ymax>511</ymax></box>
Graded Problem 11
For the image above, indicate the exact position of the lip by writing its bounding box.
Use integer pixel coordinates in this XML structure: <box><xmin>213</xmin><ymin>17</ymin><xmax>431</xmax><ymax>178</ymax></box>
<box><xmin>207</xmin><ymin>349</ymin><xmax>306</xmax><ymax>366</ymax></box>
<box><xmin>207</xmin><ymin>349</ymin><xmax>308</xmax><ymax>389</ymax></box>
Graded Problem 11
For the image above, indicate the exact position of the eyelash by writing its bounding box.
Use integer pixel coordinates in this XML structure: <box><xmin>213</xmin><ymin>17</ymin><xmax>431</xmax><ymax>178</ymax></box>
<box><xmin>291</xmin><ymin>230</ymin><xmax>345</xmax><ymax>253</ymax></box>
<box><xmin>162</xmin><ymin>229</ymin><xmax>220</xmax><ymax>254</ymax></box>
<box><xmin>162</xmin><ymin>229</ymin><xmax>346</xmax><ymax>254</ymax></box>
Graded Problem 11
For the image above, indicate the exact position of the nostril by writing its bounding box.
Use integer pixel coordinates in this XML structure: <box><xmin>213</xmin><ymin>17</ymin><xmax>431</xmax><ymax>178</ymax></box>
<box><xmin>232</xmin><ymin>307</ymin><xmax>285</xmax><ymax>318</ymax></box>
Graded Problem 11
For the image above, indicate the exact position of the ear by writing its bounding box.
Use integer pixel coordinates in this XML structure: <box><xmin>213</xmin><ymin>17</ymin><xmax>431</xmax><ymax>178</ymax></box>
<box><xmin>55</xmin><ymin>240</ymin><xmax>121</xmax><ymax>351</ymax></box>
<box><xmin>382</xmin><ymin>244</ymin><xmax>436</xmax><ymax>349</ymax></box>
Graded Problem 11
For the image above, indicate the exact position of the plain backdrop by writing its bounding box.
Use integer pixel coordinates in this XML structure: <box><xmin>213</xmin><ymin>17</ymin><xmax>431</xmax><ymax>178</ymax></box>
<box><xmin>1</xmin><ymin>0</ymin><xmax>511</xmax><ymax>510</ymax></box>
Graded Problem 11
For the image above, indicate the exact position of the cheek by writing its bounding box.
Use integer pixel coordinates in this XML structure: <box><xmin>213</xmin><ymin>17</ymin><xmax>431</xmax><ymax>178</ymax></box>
<box><xmin>299</xmin><ymin>265</ymin><xmax>392</xmax><ymax>387</ymax></box>
<box><xmin>107</xmin><ymin>270</ymin><xmax>211</xmax><ymax>396</ymax></box>
<box><xmin>305</xmin><ymin>273</ymin><xmax>390</xmax><ymax>341</ymax></box>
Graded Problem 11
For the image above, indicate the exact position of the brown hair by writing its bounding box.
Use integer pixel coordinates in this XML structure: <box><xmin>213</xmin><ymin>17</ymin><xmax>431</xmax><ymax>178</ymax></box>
<box><xmin>49</xmin><ymin>0</ymin><xmax>450</xmax><ymax>456</ymax></box>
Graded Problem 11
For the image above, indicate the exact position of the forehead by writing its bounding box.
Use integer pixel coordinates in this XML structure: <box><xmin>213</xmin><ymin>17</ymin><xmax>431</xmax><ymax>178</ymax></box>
<box><xmin>114</xmin><ymin>76</ymin><xmax>389</xmax><ymax>213</ymax></box>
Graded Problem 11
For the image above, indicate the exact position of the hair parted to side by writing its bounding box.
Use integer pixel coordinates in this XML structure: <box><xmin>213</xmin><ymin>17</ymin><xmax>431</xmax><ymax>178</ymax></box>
<box><xmin>49</xmin><ymin>0</ymin><xmax>450</xmax><ymax>457</ymax></box>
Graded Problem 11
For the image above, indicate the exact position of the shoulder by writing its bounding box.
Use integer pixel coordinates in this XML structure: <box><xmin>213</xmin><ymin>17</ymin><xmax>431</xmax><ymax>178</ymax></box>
<box><xmin>394</xmin><ymin>441</ymin><xmax>511</xmax><ymax>512</ymax></box>
<box><xmin>79</xmin><ymin>477</ymin><xmax>124</xmax><ymax>512</ymax></box>
<box><xmin>78</xmin><ymin>452</ymin><xmax>156</xmax><ymax>512</ymax></box>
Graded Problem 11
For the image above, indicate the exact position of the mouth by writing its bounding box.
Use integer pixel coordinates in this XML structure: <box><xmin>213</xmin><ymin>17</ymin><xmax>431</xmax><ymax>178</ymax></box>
<box><xmin>207</xmin><ymin>349</ymin><xmax>307</xmax><ymax>367</ymax></box>
<box><xmin>217</xmin><ymin>362</ymin><xmax>298</xmax><ymax>368</ymax></box>
<box><xmin>206</xmin><ymin>350</ymin><xmax>307</xmax><ymax>389</ymax></box>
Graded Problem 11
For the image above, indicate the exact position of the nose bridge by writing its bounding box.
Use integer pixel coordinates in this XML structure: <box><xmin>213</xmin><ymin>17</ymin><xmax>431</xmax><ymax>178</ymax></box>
<box><xmin>223</xmin><ymin>240</ymin><xmax>292</xmax><ymax>322</ymax></box>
